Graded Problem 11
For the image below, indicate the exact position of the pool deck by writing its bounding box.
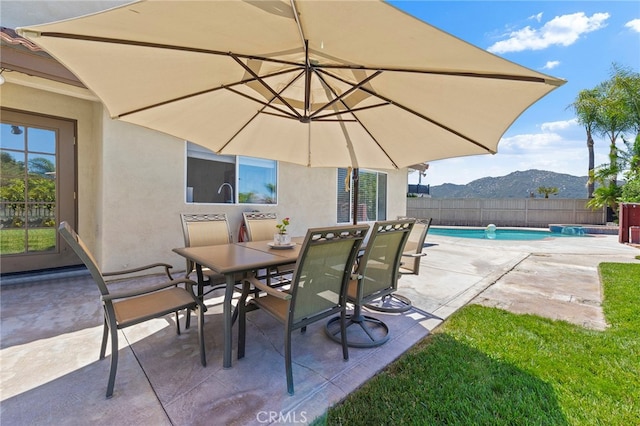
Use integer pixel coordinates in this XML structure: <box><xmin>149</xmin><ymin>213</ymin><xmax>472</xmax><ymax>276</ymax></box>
<box><xmin>1</xmin><ymin>233</ymin><xmax>638</xmax><ymax>425</ymax></box>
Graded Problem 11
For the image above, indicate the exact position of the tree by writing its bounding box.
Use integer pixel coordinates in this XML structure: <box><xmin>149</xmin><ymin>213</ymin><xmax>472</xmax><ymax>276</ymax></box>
<box><xmin>570</xmin><ymin>88</ymin><xmax>600</xmax><ymax>197</ymax></box>
<box><xmin>537</xmin><ymin>186</ymin><xmax>559</xmax><ymax>198</ymax></box>
<box><xmin>594</xmin><ymin>77</ymin><xmax>632</xmax><ymax>186</ymax></box>
<box><xmin>584</xmin><ymin>65</ymin><xmax>638</xmax><ymax>219</ymax></box>
<box><xmin>28</xmin><ymin>157</ymin><xmax>55</xmax><ymax>177</ymax></box>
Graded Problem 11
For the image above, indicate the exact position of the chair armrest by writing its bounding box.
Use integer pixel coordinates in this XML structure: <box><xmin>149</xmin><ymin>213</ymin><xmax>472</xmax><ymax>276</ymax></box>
<box><xmin>103</xmin><ymin>263</ymin><xmax>174</xmax><ymax>280</ymax></box>
<box><xmin>103</xmin><ymin>278</ymin><xmax>197</xmax><ymax>301</ymax></box>
<box><xmin>402</xmin><ymin>253</ymin><xmax>427</xmax><ymax>258</ymax></box>
<box><xmin>245</xmin><ymin>276</ymin><xmax>291</xmax><ymax>300</ymax></box>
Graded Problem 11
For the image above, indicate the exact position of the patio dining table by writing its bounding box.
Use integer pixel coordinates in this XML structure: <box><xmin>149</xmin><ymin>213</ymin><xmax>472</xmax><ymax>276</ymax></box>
<box><xmin>173</xmin><ymin>240</ymin><xmax>302</xmax><ymax>368</ymax></box>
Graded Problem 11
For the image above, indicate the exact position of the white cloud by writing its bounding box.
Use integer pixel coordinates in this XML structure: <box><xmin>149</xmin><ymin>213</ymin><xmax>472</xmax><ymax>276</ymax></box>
<box><xmin>415</xmin><ymin>124</ymin><xmax>611</xmax><ymax>186</ymax></box>
<box><xmin>529</xmin><ymin>12</ymin><xmax>544</xmax><ymax>23</ymax></box>
<box><xmin>540</xmin><ymin>118</ymin><xmax>578</xmax><ymax>132</ymax></box>
<box><xmin>499</xmin><ymin>132</ymin><xmax>564</xmax><ymax>153</ymax></box>
<box><xmin>543</xmin><ymin>60</ymin><xmax>560</xmax><ymax>70</ymax></box>
<box><xmin>488</xmin><ymin>12</ymin><xmax>610</xmax><ymax>54</ymax></box>
<box><xmin>625</xmin><ymin>19</ymin><xmax>640</xmax><ymax>33</ymax></box>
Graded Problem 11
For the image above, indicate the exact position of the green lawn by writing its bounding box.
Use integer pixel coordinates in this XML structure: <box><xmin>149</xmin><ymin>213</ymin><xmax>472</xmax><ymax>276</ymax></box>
<box><xmin>318</xmin><ymin>262</ymin><xmax>640</xmax><ymax>425</ymax></box>
<box><xmin>0</xmin><ymin>228</ymin><xmax>56</xmax><ymax>254</ymax></box>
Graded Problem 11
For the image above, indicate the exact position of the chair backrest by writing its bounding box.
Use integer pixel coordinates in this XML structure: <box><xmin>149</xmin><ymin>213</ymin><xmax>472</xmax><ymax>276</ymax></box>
<box><xmin>401</xmin><ymin>217</ymin><xmax>432</xmax><ymax>275</ymax></box>
<box><xmin>242</xmin><ymin>212</ymin><xmax>278</xmax><ymax>242</ymax></box>
<box><xmin>356</xmin><ymin>219</ymin><xmax>414</xmax><ymax>301</ymax></box>
<box><xmin>58</xmin><ymin>221</ymin><xmax>110</xmax><ymax>296</ymax></box>
<box><xmin>288</xmin><ymin>224</ymin><xmax>369</xmax><ymax>326</ymax></box>
<box><xmin>180</xmin><ymin>213</ymin><xmax>232</xmax><ymax>275</ymax></box>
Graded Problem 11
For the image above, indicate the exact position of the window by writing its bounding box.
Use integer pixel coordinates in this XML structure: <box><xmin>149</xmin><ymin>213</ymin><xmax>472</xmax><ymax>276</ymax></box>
<box><xmin>186</xmin><ymin>142</ymin><xmax>277</xmax><ymax>204</ymax></box>
<box><xmin>337</xmin><ymin>168</ymin><xmax>387</xmax><ymax>223</ymax></box>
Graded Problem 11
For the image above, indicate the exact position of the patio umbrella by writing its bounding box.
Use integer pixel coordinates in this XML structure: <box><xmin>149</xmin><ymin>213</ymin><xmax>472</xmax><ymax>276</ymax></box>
<box><xmin>17</xmin><ymin>0</ymin><xmax>564</xmax><ymax>220</ymax></box>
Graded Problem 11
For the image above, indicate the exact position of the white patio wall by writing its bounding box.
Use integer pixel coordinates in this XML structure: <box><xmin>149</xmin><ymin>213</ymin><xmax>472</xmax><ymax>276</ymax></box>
<box><xmin>407</xmin><ymin>197</ymin><xmax>606</xmax><ymax>227</ymax></box>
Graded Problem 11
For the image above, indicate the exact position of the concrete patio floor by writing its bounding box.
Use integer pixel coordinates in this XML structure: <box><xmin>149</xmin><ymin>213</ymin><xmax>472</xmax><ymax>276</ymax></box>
<box><xmin>1</xmin><ymin>232</ymin><xmax>638</xmax><ymax>425</ymax></box>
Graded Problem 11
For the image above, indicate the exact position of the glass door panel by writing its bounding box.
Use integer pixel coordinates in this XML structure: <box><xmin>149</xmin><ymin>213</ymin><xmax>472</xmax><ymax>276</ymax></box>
<box><xmin>1</xmin><ymin>109</ymin><xmax>77</xmax><ymax>273</ymax></box>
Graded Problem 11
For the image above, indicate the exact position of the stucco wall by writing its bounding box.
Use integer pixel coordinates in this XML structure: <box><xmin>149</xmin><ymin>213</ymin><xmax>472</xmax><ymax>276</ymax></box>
<box><xmin>98</xmin><ymin>114</ymin><xmax>407</xmax><ymax>271</ymax></box>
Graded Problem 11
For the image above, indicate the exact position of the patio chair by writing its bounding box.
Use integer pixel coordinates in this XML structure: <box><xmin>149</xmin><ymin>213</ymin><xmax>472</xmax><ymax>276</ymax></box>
<box><xmin>180</xmin><ymin>213</ymin><xmax>239</xmax><ymax>327</ymax></box>
<box><xmin>58</xmin><ymin>221</ymin><xmax>206</xmax><ymax>398</ymax></box>
<box><xmin>242</xmin><ymin>211</ymin><xmax>294</xmax><ymax>284</ymax></box>
<box><xmin>242</xmin><ymin>212</ymin><xmax>279</xmax><ymax>241</ymax></box>
<box><xmin>237</xmin><ymin>224</ymin><xmax>369</xmax><ymax>395</ymax></box>
<box><xmin>365</xmin><ymin>218</ymin><xmax>432</xmax><ymax>312</ymax></box>
<box><xmin>326</xmin><ymin>219</ymin><xmax>414</xmax><ymax>347</ymax></box>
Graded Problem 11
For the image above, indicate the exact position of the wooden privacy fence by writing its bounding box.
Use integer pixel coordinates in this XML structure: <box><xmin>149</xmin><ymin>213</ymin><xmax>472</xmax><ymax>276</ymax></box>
<box><xmin>406</xmin><ymin>198</ymin><xmax>605</xmax><ymax>227</ymax></box>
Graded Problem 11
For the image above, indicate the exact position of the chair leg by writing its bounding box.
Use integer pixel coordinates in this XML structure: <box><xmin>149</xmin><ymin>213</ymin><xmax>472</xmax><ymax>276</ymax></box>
<box><xmin>285</xmin><ymin>328</ymin><xmax>294</xmax><ymax>395</ymax></box>
<box><xmin>237</xmin><ymin>279</ymin><xmax>253</xmax><ymax>360</ymax></box>
<box><xmin>186</xmin><ymin>279</ymin><xmax>205</xmax><ymax>330</ymax></box>
<box><xmin>238</xmin><ymin>301</ymin><xmax>246</xmax><ymax>359</ymax></box>
<box><xmin>175</xmin><ymin>311</ymin><xmax>181</xmax><ymax>335</ymax></box>
<box><xmin>197</xmin><ymin>304</ymin><xmax>206</xmax><ymax>367</ymax></box>
<box><xmin>99</xmin><ymin>317</ymin><xmax>109</xmax><ymax>360</ymax></box>
<box><xmin>185</xmin><ymin>308</ymin><xmax>192</xmax><ymax>330</ymax></box>
<box><xmin>106</xmin><ymin>325</ymin><xmax>118</xmax><ymax>398</ymax></box>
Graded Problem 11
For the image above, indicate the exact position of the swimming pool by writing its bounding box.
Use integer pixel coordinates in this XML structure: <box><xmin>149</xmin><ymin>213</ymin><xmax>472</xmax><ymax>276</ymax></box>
<box><xmin>428</xmin><ymin>227</ymin><xmax>590</xmax><ymax>241</ymax></box>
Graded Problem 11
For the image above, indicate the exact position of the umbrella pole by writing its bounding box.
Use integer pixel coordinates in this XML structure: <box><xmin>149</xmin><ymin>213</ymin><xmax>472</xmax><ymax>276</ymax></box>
<box><xmin>352</xmin><ymin>168</ymin><xmax>359</xmax><ymax>225</ymax></box>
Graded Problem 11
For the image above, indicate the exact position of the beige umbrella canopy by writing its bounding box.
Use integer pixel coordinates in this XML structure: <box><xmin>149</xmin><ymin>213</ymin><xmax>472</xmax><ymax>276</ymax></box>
<box><xmin>18</xmin><ymin>0</ymin><xmax>564</xmax><ymax>170</ymax></box>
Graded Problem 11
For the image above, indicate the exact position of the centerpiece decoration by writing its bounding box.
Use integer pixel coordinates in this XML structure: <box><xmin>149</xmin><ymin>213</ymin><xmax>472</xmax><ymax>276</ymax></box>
<box><xmin>274</xmin><ymin>217</ymin><xmax>291</xmax><ymax>245</ymax></box>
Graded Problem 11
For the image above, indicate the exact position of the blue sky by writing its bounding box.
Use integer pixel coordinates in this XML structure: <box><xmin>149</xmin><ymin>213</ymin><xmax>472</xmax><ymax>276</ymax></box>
<box><xmin>393</xmin><ymin>1</ymin><xmax>640</xmax><ymax>186</ymax></box>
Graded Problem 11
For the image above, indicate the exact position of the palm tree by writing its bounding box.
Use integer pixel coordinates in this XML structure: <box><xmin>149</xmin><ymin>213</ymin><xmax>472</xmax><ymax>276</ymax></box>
<box><xmin>537</xmin><ymin>186</ymin><xmax>559</xmax><ymax>198</ymax></box>
<box><xmin>570</xmin><ymin>88</ymin><xmax>600</xmax><ymax>198</ymax></box>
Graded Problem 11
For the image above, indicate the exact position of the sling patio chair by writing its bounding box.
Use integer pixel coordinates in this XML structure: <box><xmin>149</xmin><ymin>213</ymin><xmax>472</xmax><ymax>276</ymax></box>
<box><xmin>58</xmin><ymin>221</ymin><xmax>206</xmax><ymax>398</ymax></box>
<box><xmin>326</xmin><ymin>219</ymin><xmax>414</xmax><ymax>348</ymax></box>
<box><xmin>365</xmin><ymin>217</ymin><xmax>432</xmax><ymax>312</ymax></box>
<box><xmin>180</xmin><ymin>213</ymin><xmax>242</xmax><ymax>327</ymax></box>
<box><xmin>237</xmin><ymin>224</ymin><xmax>369</xmax><ymax>395</ymax></box>
<box><xmin>241</xmin><ymin>211</ymin><xmax>295</xmax><ymax>285</ymax></box>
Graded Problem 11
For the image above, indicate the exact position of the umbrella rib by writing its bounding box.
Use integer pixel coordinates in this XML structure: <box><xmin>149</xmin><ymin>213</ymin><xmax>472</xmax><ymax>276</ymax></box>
<box><xmin>260</xmin><ymin>110</ymin><xmax>307</xmax><ymax>120</ymax></box>
<box><xmin>317</xmin><ymin>69</ymin><xmax>495</xmax><ymax>153</ymax></box>
<box><xmin>317</xmin><ymin>63</ymin><xmax>555</xmax><ymax>85</ymax></box>
<box><xmin>313</xmin><ymin>102</ymin><xmax>390</xmax><ymax>120</ymax></box>
<box><xmin>224</xmin><ymin>87</ymin><xmax>299</xmax><ymax>120</ymax></box>
<box><xmin>118</xmin><ymin>67</ymin><xmax>300</xmax><ymax>118</ymax></box>
<box><xmin>36</xmin><ymin>32</ymin><xmax>307</xmax><ymax>68</ymax></box>
<box><xmin>218</xmin><ymin>67</ymin><xmax>309</xmax><ymax>152</ymax></box>
<box><xmin>314</xmin><ymin>71</ymin><xmax>399</xmax><ymax>169</ymax></box>
<box><xmin>231</xmin><ymin>54</ymin><xmax>302</xmax><ymax>119</ymax></box>
<box><xmin>223</xmin><ymin>67</ymin><xmax>306</xmax><ymax>120</ymax></box>
<box><xmin>309</xmin><ymin>70</ymin><xmax>383</xmax><ymax>120</ymax></box>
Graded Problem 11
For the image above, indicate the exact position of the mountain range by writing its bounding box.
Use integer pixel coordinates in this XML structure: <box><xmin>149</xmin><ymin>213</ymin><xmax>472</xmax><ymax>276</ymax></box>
<box><xmin>426</xmin><ymin>169</ymin><xmax>590</xmax><ymax>199</ymax></box>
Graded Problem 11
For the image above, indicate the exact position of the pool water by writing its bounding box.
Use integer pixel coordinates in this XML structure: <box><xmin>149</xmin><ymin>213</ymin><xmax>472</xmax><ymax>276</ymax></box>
<box><xmin>428</xmin><ymin>227</ymin><xmax>590</xmax><ymax>241</ymax></box>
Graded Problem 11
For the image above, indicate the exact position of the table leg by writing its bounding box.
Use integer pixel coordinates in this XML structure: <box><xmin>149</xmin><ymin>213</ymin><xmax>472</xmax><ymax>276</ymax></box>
<box><xmin>223</xmin><ymin>273</ymin><xmax>235</xmax><ymax>368</ymax></box>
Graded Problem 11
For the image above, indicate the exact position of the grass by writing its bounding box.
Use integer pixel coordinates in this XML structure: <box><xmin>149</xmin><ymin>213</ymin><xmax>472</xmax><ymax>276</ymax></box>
<box><xmin>0</xmin><ymin>228</ymin><xmax>56</xmax><ymax>254</ymax></box>
<box><xmin>317</xmin><ymin>262</ymin><xmax>640</xmax><ymax>425</ymax></box>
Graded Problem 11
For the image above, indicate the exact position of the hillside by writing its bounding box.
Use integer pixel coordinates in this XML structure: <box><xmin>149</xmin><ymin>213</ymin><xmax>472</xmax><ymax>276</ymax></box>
<box><xmin>429</xmin><ymin>169</ymin><xmax>590</xmax><ymax>199</ymax></box>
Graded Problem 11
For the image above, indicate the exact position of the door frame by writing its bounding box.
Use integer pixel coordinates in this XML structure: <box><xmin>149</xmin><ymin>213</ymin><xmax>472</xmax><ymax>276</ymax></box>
<box><xmin>1</xmin><ymin>107</ymin><xmax>79</xmax><ymax>274</ymax></box>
